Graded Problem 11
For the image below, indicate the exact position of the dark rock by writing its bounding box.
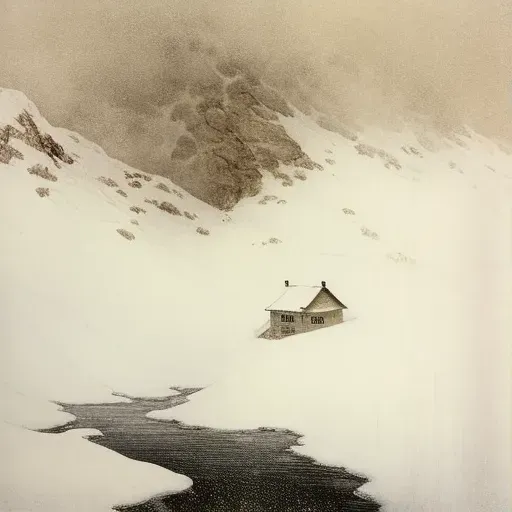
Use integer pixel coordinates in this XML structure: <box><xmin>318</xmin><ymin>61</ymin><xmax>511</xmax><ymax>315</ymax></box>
<box><xmin>355</xmin><ymin>143</ymin><xmax>401</xmax><ymax>170</ymax></box>
<box><xmin>156</xmin><ymin>182</ymin><xmax>171</xmax><ymax>193</ymax></box>
<box><xmin>36</xmin><ymin>187</ymin><xmax>50</xmax><ymax>198</ymax></box>
<box><xmin>361</xmin><ymin>226</ymin><xmax>379</xmax><ymax>240</ymax></box>
<box><xmin>97</xmin><ymin>176</ymin><xmax>118</xmax><ymax>187</ymax></box>
<box><xmin>117</xmin><ymin>229</ymin><xmax>135</xmax><ymax>241</ymax></box>
<box><xmin>158</xmin><ymin>201</ymin><xmax>182</xmax><ymax>216</ymax></box>
<box><xmin>15</xmin><ymin>111</ymin><xmax>74</xmax><ymax>165</ymax></box>
<box><xmin>155</xmin><ymin>73</ymin><xmax>320</xmax><ymax>210</ymax></box>
<box><xmin>28</xmin><ymin>164</ymin><xmax>57</xmax><ymax>182</ymax></box>
<box><xmin>0</xmin><ymin>138</ymin><xmax>24</xmax><ymax>164</ymax></box>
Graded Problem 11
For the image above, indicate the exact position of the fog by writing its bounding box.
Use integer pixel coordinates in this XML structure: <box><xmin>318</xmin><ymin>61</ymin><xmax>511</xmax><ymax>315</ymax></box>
<box><xmin>2</xmin><ymin>0</ymin><xmax>511</xmax><ymax>163</ymax></box>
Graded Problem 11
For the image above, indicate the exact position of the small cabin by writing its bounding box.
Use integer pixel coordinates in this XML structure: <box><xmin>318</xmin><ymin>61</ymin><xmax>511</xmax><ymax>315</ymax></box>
<box><xmin>262</xmin><ymin>281</ymin><xmax>347</xmax><ymax>339</ymax></box>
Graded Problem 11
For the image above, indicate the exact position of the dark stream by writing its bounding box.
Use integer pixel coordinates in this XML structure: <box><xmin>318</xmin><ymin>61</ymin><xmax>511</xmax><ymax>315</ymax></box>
<box><xmin>46</xmin><ymin>389</ymin><xmax>380</xmax><ymax>511</ymax></box>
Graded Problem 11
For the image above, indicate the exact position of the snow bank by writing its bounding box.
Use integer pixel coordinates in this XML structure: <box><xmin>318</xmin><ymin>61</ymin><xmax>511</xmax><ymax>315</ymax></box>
<box><xmin>0</xmin><ymin>385</ymin><xmax>75</xmax><ymax>431</ymax></box>
<box><xmin>0</xmin><ymin>423</ymin><xmax>192</xmax><ymax>512</ymax></box>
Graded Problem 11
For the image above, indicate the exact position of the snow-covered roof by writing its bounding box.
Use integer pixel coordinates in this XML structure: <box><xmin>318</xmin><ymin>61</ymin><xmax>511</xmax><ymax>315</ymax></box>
<box><xmin>265</xmin><ymin>285</ymin><xmax>346</xmax><ymax>313</ymax></box>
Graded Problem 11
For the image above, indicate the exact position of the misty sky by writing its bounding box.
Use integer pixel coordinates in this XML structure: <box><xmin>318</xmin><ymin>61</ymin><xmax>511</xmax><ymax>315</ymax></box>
<box><xmin>2</xmin><ymin>0</ymin><xmax>511</xmax><ymax>147</ymax></box>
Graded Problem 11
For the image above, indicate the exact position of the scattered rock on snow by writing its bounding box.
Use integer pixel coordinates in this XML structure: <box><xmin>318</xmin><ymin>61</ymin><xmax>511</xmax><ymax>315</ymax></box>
<box><xmin>361</xmin><ymin>226</ymin><xmax>380</xmax><ymax>240</ymax></box>
<box><xmin>261</xmin><ymin>237</ymin><xmax>283</xmax><ymax>246</ymax></box>
<box><xmin>184</xmin><ymin>211</ymin><xmax>197</xmax><ymax>220</ymax></box>
<box><xmin>158</xmin><ymin>201</ymin><xmax>182</xmax><ymax>216</ymax></box>
<box><xmin>156</xmin><ymin>182</ymin><xmax>171</xmax><ymax>193</ymax></box>
<box><xmin>354</xmin><ymin>143</ymin><xmax>401</xmax><ymax>170</ymax></box>
<box><xmin>258</xmin><ymin>195</ymin><xmax>279</xmax><ymax>205</ymax></box>
<box><xmin>125</xmin><ymin>171</ymin><xmax>152</xmax><ymax>182</ymax></box>
<box><xmin>35</xmin><ymin>187</ymin><xmax>50</xmax><ymax>198</ymax></box>
<box><xmin>387</xmin><ymin>252</ymin><xmax>416</xmax><ymax>264</ymax></box>
<box><xmin>196</xmin><ymin>227</ymin><xmax>210</xmax><ymax>236</ymax></box>
<box><xmin>97</xmin><ymin>176</ymin><xmax>118</xmax><ymax>187</ymax></box>
<box><xmin>28</xmin><ymin>164</ymin><xmax>57</xmax><ymax>182</ymax></box>
<box><xmin>116</xmin><ymin>229</ymin><xmax>135</xmax><ymax>241</ymax></box>
<box><xmin>342</xmin><ymin>208</ymin><xmax>355</xmax><ymax>215</ymax></box>
<box><xmin>402</xmin><ymin>145</ymin><xmax>423</xmax><ymax>158</ymax></box>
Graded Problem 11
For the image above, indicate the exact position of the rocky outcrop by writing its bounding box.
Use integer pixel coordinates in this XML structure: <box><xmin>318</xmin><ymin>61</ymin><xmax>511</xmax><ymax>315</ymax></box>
<box><xmin>161</xmin><ymin>73</ymin><xmax>320</xmax><ymax>210</ymax></box>
<box><xmin>1</xmin><ymin>78</ymin><xmax>317</xmax><ymax>211</ymax></box>
<box><xmin>0</xmin><ymin>110</ymin><xmax>74</xmax><ymax>167</ymax></box>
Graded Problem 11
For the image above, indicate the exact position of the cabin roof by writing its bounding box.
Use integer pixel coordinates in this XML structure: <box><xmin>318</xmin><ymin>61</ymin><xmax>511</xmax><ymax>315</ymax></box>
<box><xmin>265</xmin><ymin>285</ymin><xmax>347</xmax><ymax>313</ymax></box>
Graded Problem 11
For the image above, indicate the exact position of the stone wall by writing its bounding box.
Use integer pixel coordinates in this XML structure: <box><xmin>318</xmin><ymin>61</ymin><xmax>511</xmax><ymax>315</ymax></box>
<box><xmin>268</xmin><ymin>309</ymin><xmax>344</xmax><ymax>339</ymax></box>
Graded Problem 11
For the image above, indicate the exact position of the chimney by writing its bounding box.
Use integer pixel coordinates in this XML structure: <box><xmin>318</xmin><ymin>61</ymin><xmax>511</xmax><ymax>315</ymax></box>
<box><xmin>321</xmin><ymin>281</ymin><xmax>326</xmax><ymax>288</ymax></box>
<box><xmin>285</xmin><ymin>280</ymin><xmax>289</xmax><ymax>287</ymax></box>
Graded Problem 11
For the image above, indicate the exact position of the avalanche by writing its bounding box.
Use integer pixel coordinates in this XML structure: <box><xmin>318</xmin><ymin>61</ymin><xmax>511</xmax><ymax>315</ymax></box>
<box><xmin>1</xmin><ymin>87</ymin><xmax>511</xmax><ymax>511</ymax></box>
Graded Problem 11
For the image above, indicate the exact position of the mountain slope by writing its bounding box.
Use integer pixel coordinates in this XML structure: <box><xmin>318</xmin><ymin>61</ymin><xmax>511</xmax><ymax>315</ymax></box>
<box><xmin>1</xmin><ymin>87</ymin><xmax>511</xmax><ymax>512</ymax></box>
<box><xmin>157</xmin><ymin>109</ymin><xmax>512</xmax><ymax>512</ymax></box>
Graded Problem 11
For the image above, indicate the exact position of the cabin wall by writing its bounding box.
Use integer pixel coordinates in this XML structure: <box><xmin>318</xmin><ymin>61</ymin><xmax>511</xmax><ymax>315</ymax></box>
<box><xmin>268</xmin><ymin>311</ymin><xmax>303</xmax><ymax>338</ymax></box>
<box><xmin>268</xmin><ymin>309</ymin><xmax>343</xmax><ymax>338</ymax></box>
<box><xmin>301</xmin><ymin>309</ymin><xmax>343</xmax><ymax>333</ymax></box>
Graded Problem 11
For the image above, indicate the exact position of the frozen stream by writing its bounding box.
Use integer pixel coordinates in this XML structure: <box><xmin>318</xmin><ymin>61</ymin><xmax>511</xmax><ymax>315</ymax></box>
<box><xmin>47</xmin><ymin>390</ymin><xmax>380</xmax><ymax>511</ymax></box>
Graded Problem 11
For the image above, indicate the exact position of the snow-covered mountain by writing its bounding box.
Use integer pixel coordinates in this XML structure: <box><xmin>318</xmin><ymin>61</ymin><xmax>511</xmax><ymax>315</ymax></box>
<box><xmin>1</xmin><ymin>86</ymin><xmax>511</xmax><ymax>512</ymax></box>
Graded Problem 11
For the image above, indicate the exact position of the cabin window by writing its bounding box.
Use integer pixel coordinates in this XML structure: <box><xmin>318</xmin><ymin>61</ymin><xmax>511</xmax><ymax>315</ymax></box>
<box><xmin>311</xmin><ymin>316</ymin><xmax>325</xmax><ymax>325</ymax></box>
<box><xmin>280</xmin><ymin>314</ymin><xmax>295</xmax><ymax>323</ymax></box>
<box><xmin>281</xmin><ymin>325</ymin><xmax>295</xmax><ymax>335</ymax></box>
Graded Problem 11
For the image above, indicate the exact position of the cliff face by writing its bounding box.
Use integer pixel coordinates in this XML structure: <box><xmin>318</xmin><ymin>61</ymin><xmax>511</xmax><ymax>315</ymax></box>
<box><xmin>162</xmin><ymin>67</ymin><xmax>321</xmax><ymax>210</ymax></box>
